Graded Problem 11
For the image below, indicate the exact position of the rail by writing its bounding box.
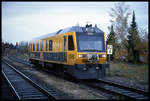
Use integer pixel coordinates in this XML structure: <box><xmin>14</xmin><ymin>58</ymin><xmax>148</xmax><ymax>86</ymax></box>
<box><xmin>2</xmin><ymin>60</ymin><xmax>56</xmax><ymax>100</ymax></box>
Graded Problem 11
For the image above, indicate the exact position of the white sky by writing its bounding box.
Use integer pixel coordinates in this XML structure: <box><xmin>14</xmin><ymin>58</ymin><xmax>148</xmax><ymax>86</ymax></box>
<box><xmin>2</xmin><ymin>2</ymin><xmax>148</xmax><ymax>45</ymax></box>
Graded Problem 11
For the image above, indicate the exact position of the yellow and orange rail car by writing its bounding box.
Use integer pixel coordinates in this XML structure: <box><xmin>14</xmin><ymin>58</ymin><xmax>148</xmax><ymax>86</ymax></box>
<box><xmin>29</xmin><ymin>24</ymin><xmax>109</xmax><ymax>79</ymax></box>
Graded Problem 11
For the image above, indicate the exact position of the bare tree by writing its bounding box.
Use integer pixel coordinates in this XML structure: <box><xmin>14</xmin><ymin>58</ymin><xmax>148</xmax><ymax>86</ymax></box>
<box><xmin>138</xmin><ymin>28</ymin><xmax>148</xmax><ymax>58</ymax></box>
<box><xmin>139</xmin><ymin>28</ymin><xmax>148</xmax><ymax>41</ymax></box>
<box><xmin>108</xmin><ymin>2</ymin><xmax>131</xmax><ymax>48</ymax></box>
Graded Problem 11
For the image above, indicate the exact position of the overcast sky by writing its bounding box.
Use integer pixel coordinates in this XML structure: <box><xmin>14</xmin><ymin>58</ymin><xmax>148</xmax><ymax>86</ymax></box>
<box><xmin>2</xmin><ymin>2</ymin><xmax>148</xmax><ymax>45</ymax></box>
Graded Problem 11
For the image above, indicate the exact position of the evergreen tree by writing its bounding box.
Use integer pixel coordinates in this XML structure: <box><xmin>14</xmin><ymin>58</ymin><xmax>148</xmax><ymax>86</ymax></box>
<box><xmin>127</xmin><ymin>11</ymin><xmax>140</xmax><ymax>63</ymax></box>
<box><xmin>107</xmin><ymin>25</ymin><xmax>117</xmax><ymax>61</ymax></box>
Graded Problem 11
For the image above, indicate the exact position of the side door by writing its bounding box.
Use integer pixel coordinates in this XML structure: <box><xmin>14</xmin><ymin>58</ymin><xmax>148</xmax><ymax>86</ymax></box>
<box><xmin>67</xmin><ymin>34</ymin><xmax>76</xmax><ymax>65</ymax></box>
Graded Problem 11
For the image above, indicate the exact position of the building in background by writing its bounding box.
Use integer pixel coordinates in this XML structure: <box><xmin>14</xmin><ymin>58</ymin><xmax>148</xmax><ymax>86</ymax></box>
<box><xmin>19</xmin><ymin>41</ymin><xmax>28</xmax><ymax>47</ymax></box>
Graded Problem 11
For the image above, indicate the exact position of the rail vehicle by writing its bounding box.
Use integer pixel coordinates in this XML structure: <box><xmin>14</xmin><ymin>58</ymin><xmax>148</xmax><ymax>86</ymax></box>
<box><xmin>29</xmin><ymin>24</ymin><xmax>109</xmax><ymax>79</ymax></box>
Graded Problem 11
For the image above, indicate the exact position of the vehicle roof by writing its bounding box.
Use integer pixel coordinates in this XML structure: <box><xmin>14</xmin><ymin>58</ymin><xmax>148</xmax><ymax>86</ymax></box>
<box><xmin>31</xmin><ymin>25</ymin><xmax>104</xmax><ymax>41</ymax></box>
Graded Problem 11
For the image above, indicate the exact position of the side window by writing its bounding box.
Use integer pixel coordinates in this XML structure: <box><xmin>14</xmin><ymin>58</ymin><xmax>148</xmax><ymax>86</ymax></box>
<box><xmin>30</xmin><ymin>43</ymin><xmax>32</xmax><ymax>51</ymax></box>
<box><xmin>33</xmin><ymin>42</ymin><xmax>35</xmax><ymax>51</ymax></box>
<box><xmin>64</xmin><ymin>36</ymin><xmax>66</xmax><ymax>51</ymax></box>
<box><xmin>68</xmin><ymin>35</ymin><xmax>74</xmax><ymax>50</ymax></box>
<box><xmin>49</xmin><ymin>40</ymin><xmax>52</xmax><ymax>51</ymax></box>
<box><xmin>37</xmin><ymin>41</ymin><xmax>39</xmax><ymax>51</ymax></box>
<box><xmin>46</xmin><ymin>40</ymin><xmax>48</xmax><ymax>51</ymax></box>
<box><xmin>41</xmin><ymin>40</ymin><xmax>43</xmax><ymax>51</ymax></box>
<box><xmin>31</xmin><ymin>43</ymin><xmax>33</xmax><ymax>51</ymax></box>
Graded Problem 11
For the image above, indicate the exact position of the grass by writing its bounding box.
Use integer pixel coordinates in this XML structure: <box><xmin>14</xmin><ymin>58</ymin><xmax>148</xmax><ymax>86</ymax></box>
<box><xmin>17</xmin><ymin>53</ymin><xmax>29</xmax><ymax>60</ymax></box>
<box><xmin>106</xmin><ymin>62</ymin><xmax>148</xmax><ymax>85</ymax></box>
<box><xmin>5</xmin><ymin>49</ymin><xmax>29</xmax><ymax>60</ymax></box>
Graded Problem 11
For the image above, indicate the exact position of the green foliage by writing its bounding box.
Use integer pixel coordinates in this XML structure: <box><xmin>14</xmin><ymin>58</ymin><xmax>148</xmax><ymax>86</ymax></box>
<box><xmin>107</xmin><ymin>25</ymin><xmax>118</xmax><ymax>61</ymax></box>
<box><xmin>17</xmin><ymin>53</ymin><xmax>29</xmax><ymax>60</ymax></box>
<box><xmin>127</xmin><ymin>11</ymin><xmax>141</xmax><ymax>63</ymax></box>
<box><xmin>137</xmin><ymin>28</ymin><xmax>148</xmax><ymax>63</ymax></box>
<box><xmin>107</xmin><ymin>25</ymin><xmax>117</xmax><ymax>45</ymax></box>
<box><xmin>4</xmin><ymin>48</ymin><xmax>17</xmax><ymax>55</ymax></box>
<box><xmin>108</xmin><ymin>4</ymin><xmax>148</xmax><ymax>63</ymax></box>
<box><xmin>18</xmin><ymin>46</ymin><xmax>29</xmax><ymax>54</ymax></box>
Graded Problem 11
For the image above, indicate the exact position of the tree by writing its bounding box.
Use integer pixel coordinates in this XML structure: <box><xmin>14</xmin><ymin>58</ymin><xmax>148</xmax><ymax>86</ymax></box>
<box><xmin>127</xmin><ymin>11</ymin><xmax>141</xmax><ymax>63</ymax></box>
<box><xmin>108</xmin><ymin>2</ymin><xmax>131</xmax><ymax>48</ymax></box>
<box><xmin>137</xmin><ymin>28</ymin><xmax>148</xmax><ymax>63</ymax></box>
<box><xmin>107</xmin><ymin>25</ymin><xmax>117</xmax><ymax>61</ymax></box>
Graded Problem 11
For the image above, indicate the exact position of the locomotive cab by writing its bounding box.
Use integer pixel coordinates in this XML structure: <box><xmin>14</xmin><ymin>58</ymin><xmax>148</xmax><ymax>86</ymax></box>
<box><xmin>64</xmin><ymin>24</ymin><xmax>108</xmax><ymax>79</ymax></box>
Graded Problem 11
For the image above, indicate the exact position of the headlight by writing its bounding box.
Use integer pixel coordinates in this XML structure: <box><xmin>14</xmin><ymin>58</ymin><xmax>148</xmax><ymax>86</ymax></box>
<box><xmin>96</xmin><ymin>67</ymin><xmax>99</xmax><ymax>69</ymax></box>
<box><xmin>79</xmin><ymin>54</ymin><xmax>83</xmax><ymax>58</ymax></box>
<box><xmin>79</xmin><ymin>54</ymin><xmax>87</xmax><ymax>58</ymax></box>
<box><xmin>99</xmin><ymin>54</ymin><xmax>106</xmax><ymax>58</ymax></box>
<box><xmin>83</xmin><ymin>67</ymin><xmax>87</xmax><ymax>70</ymax></box>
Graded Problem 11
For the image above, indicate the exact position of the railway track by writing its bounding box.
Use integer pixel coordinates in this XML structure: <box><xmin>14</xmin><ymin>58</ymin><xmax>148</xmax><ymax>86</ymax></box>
<box><xmin>5</xmin><ymin>56</ymin><xmax>149</xmax><ymax>99</ymax></box>
<box><xmin>7</xmin><ymin>55</ymin><xmax>31</xmax><ymax>66</ymax></box>
<box><xmin>2</xmin><ymin>60</ymin><xmax>56</xmax><ymax>100</ymax></box>
<box><xmin>1</xmin><ymin>73</ymin><xmax>17</xmax><ymax>100</ymax></box>
<box><xmin>98</xmin><ymin>78</ymin><xmax>149</xmax><ymax>99</ymax></box>
<box><xmin>81</xmin><ymin>79</ymin><xmax>148</xmax><ymax>99</ymax></box>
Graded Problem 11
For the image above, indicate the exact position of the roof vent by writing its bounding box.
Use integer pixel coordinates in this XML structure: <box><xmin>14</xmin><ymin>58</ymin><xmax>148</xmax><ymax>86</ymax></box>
<box><xmin>85</xmin><ymin>24</ymin><xmax>92</xmax><ymax>28</ymax></box>
<box><xmin>85</xmin><ymin>24</ymin><xmax>89</xmax><ymax>28</ymax></box>
<box><xmin>89</xmin><ymin>24</ymin><xmax>92</xmax><ymax>27</ymax></box>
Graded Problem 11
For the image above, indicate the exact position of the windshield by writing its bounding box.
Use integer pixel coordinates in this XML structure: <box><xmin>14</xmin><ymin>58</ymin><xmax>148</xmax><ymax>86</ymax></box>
<box><xmin>76</xmin><ymin>33</ymin><xmax>105</xmax><ymax>52</ymax></box>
